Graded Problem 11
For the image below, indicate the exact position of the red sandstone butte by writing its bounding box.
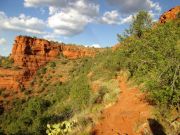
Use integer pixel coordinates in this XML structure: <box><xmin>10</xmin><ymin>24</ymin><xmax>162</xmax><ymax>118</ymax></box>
<box><xmin>0</xmin><ymin>36</ymin><xmax>100</xmax><ymax>90</ymax></box>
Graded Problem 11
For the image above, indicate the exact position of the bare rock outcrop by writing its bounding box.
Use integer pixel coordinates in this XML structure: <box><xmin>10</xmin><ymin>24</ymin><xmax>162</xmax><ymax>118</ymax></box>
<box><xmin>159</xmin><ymin>6</ymin><xmax>180</xmax><ymax>23</ymax></box>
<box><xmin>0</xmin><ymin>36</ymin><xmax>100</xmax><ymax>90</ymax></box>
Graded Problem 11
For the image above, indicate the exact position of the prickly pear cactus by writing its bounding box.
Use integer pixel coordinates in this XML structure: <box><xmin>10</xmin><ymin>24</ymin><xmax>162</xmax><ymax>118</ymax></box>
<box><xmin>46</xmin><ymin>120</ymin><xmax>77</xmax><ymax>135</ymax></box>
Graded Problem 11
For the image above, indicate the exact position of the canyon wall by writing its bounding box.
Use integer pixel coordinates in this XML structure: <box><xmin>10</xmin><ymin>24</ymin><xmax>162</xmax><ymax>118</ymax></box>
<box><xmin>0</xmin><ymin>36</ymin><xmax>100</xmax><ymax>90</ymax></box>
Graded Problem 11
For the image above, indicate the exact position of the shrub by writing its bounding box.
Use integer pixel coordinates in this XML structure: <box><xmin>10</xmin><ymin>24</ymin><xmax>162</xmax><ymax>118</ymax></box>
<box><xmin>93</xmin><ymin>87</ymin><xmax>107</xmax><ymax>104</ymax></box>
<box><xmin>70</xmin><ymin>76</ymin><xmax>91</xmax><ymax>110</ymax></box>
<box><xmin>24</xmin><ymin>90</ymin><xmax>32</xmax><ymax>95</ymax></box>
<box><xmin>117</xmin><ymin>10</ymin><xmax>152</xmax><ymax>41</ymax></box>
<box><xmin>116</xmin><ymin>20</ymin><xmax>180</xmax><ymax>108</ymax></box>
<box><xmin>20</xmin><ymin>85</ymin><xmax>25</xmax><ymax>92</ymax></box>
<box><xmin>176</xmin><ymin>12</ymin><xmax>180</xmax><ymax>19</ymax></box>
<box><xmin>50</xmin><ymin>62</ymin><xmax>56</xmax><ymax>68</ymax></box>
<box><xmin>37</xmin><ymin>67</ymin><xmax>47</xmax><ymax>76</ymax></box>
<box><xmin>61</xmin><ymin>60</ymin><xmax>68</xmax><ymax>65</ymax></box>
<box><xmin>1</xmin><ymin>91</ymin><xmax>10</xmax><ymax>98</ymax></box>
<box><xmin>0</xmin><ymin>105</ymin><xmax>4</xmax><ymax>115</ymax></box>
<box><xmin>0</xmin><ymin>89</ymin><xmax>5</xmax><ymax>95</ymax></box>
<box><xmin>0</xmin><ymin>57</ymin><xmax>14</xmax><ymax>68</ymax></box>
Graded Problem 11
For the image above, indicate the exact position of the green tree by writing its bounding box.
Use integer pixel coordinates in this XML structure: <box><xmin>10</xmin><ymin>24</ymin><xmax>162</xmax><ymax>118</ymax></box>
<box><xmin>118</xmin><ymin>10</ymin><xmax>152</xmax><ymax>41</ymax></box>
<box><xmin>132</xmin><ymin>10</ymin><xmax>152</xmax><ymax>37</ymax></box>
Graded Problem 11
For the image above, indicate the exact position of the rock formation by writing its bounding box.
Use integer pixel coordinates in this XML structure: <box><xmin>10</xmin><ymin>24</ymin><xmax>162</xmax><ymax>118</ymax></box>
<box><xmin>159</xmin><ymin>6</ymin><xmax>180</xmax><ymax>23</ymax></box>
<box><xmin>0</xmin><ymin>36</ymin><xmax>100</xmax><ymax>90</ymax></box>
<box><xmin>11</xmin><ymin>36</ymin><xmax>98</xmax><ymax>71</ymax></box>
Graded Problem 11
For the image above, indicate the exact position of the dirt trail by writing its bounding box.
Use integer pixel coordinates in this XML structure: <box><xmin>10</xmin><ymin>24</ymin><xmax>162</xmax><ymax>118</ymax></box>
<box><xmin>93</xmin><ymin>78</ymin><xmax>152</xmax><ymax>135</ymax></box>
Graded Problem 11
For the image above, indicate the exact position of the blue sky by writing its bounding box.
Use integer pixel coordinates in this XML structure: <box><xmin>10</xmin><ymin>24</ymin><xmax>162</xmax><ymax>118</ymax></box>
<box><xmin>0</xmin><ymin>0</ymin><xmax>179</xmax><ymax>56</ymax></box>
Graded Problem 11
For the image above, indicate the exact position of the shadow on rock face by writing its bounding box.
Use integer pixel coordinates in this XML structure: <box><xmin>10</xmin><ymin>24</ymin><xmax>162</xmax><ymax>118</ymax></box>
<box><xmin>148</xmin><ymin>118</ymin><xmax>166</xmax><ymax>135</ymax></box>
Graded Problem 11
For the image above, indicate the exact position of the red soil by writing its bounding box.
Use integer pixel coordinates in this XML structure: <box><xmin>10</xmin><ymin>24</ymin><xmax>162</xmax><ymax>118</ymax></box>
<box><xmin>93</xmin><ymin>78</ymin><xmax>152</xmax><ymax>135</ymax></box>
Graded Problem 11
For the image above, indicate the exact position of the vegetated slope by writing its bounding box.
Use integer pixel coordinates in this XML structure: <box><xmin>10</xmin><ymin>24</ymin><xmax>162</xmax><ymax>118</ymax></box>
<box><xmin>0</xmin><ymin>35</ymin><xmax>100</xmax><ymax>91</ymax></box>
<box><xmin>94</xmin><ymin>16</ymin><xmax>180</xmax><ymax>135</ymax></box>
<box><xmin>0</xmin><ymin>47</ymin><xmax>121</xmax><ymax>134</ymax></box>
<box><xmin>0</xmin><ymin>36</ymin><xmax>101</xmax><ymax>110</ymax></box>
<box><xmin>0</xmin><ymin>10</ymin><xmax>179</xmax><ymax>135</ymax></box>
<box><xmin>159</xmin><ymin>6</ymin><xmax>180</xmax><ymax>23</ymax></box>
<box><xmin>93</xmin><ymin>77</ymin><xmax>152</xmax><ymax>135</ymax></box>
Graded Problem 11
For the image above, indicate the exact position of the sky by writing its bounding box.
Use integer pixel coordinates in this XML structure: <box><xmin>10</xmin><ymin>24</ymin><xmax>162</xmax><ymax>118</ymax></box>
<box><xmin>0</xmin><ymin>0</ymin><xmax>179</xmax><ymax>56</ymax></box>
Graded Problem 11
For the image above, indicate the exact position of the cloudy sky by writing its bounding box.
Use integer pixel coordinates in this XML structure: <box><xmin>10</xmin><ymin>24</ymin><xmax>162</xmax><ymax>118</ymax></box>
<box><xmin>0</xmin><ymin>0</ymin><xmax>179</xmax><ymax>56</ymax></box>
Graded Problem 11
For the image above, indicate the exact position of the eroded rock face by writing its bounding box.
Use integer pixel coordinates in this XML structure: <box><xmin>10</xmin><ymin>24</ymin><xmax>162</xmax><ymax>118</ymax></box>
<box><xmin>0</xmin><ymin>36</ymin><xmax>99</xmax><ymax>90</ymax></box>
<box><xmin>159</xmin><ymin>6</ymin><xmax>180</xmax><ymax>23</ymax></box>
<box><xmin>11</xmin><ymin>36</ymin><xmax>98</xmax><ymax>71</ymax></box>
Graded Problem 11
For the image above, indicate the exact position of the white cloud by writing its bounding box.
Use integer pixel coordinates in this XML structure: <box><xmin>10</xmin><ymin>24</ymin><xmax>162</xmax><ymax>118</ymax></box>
<box><xmin>120</xmin><ymin>15</ymin><xmax>133</xmax><ymax>24</ymax></box>
<box><xmin>43</xmin><ymin>33</ymin><xmax>62</xmax><ymax>42</ymax></box>
<box><xmin>48</xmin><ymin>9</ymin><xmax>89</xmax><ymax>36</ymax></box>
<box><xmin>49</xmin><ymin>6</ymin><xmax>60</xmax><ymax>15</ymax></box>
<box><xmin>24</xmin><ymin>0</ymin><xmax>66</xmax><ymax>7</ymax></box>
<box><xmin>0</xmin><ymin>38</ymin><xmax>7</xmax><ymax>45</ymax></box>
<box><xmin>107</xmin><ymin>0</ymin><xmax>161</xmax><ymax>14</ymax></box>
<box><xmin>148</xmin><ymin>10</ymin><xmax>161</xmax><ymax>22</ymax></box>
<box><xmin>101</xmin><ymin>0</ymin><xmax>161</xmax><ymax>25</ymax></box>
<box><xmin>91</xmin><ymin>44</ymin><xmax>101</xmax><ymax>48</ymax></box>
<box><xmin>47</xmin><ymin>0</ymin><xmax>99</xmax><ymax>36</ymax></box>
<box><xmin>22</xmin><ymin>0</ymin><xmax>161</xmax><ymax>37</ymax></box>
<box><xmin>24</xmin><ymin>0</ymin><xmax>99</xmax><ymax>36</ymax></box>
<box><xmin>100</xmin><ymin>10</ymin><xmax>133</xmax><ymax>25</ymax></box>
<box><xmin>0</xmin><ymin>12</ymin><xmax>46</xmax><ymax>34</ymax></box>
<box><xmin>149</xmin><ymin>1</ymin><xmax>161</xmax><ymax>11</ymax></box>
<box><xmin>85</xmin><ymin>44</ymin><xmax>101</xmax><ymax>48</ymax></box>
<box><xmin>101</xmin><ymin>10</ymin><xmax>120</xmax><ymax>25</ymax></box>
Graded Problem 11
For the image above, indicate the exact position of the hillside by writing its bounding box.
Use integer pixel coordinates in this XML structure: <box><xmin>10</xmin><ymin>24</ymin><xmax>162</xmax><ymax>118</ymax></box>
<box><xmin>0</xmin><ymin>7</ymin><xmax>180</xmax><ymax>135</ymax></box>
<box><xmin>0</xmin><ymin>36</ymin><xmax>102</xmax><ymax>109</ymax></box>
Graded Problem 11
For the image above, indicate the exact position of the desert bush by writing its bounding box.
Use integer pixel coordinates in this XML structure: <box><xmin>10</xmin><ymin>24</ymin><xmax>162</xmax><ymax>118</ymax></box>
<box><xmin>116</xmin><ymin>20</ymin><xmax>180</xmax><ymax>108</ymax></box>
<box><xmin>0</xmin><ymin>88</ymin><xmax>5</xmax><ymax>95</ymax></box>
<box><xmin>49</xmin><ymin>62</ymin><xmax>56</xmax><ymax>68</ymax></box>
<box><xmin>70</xmin><ymin>76</ymin><xmax>91</xmax><ymax>110</ymax></box>
<box><xmin>24</xmin><ymin>89</ymin><xmax>32</xmax><ymax>95</ymax></box>
<box><xmin>0</xmin><ymin>57</ymin><xmax>14</xmax><ymax>68</ymax></box>
<box><xmin>20</xmin><ymin>85</ymin><xmax>25</xmax><ymax>92</ymax></box>
<box><xmin>93</xmin><ymin>86</ymin><xmax>108</xmax><ymax>104</ymax></box>
<box><xmin>1</xmin><ymin>91</ymin><xmax>10</xmax><ymax>98</ymax></box>
<box><xmin>0</xmin><ymin>105</ymin><xmax>4</xmax><ymax>115</ymax></box>
<box><xmin>61</xmin><ymin>60</ymin><xmax>68</xmax><ymax>64</ymax></box>
<box><xmin>37</xmin><ymin>67</ymin><xmax>47</xmax><ymax>76</ymax></box>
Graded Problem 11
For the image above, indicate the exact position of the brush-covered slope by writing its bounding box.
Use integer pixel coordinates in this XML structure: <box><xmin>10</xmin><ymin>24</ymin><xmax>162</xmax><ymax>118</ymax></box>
<box><xmin>0</xmin><ymin>36</ymin><xmax>102</xmax><ymax>104</ymax></box>
<box><xmin>0</xmin><ymin>16</ymin><xmax>179</xmax><ymax>135</ymax></box>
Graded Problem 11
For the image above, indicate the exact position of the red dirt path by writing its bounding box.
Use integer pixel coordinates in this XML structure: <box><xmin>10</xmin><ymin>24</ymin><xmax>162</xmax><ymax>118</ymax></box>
<box><xmin>93</xmin><ymin>78</ymin><xmax>152</xmax><ymax>135</ymax></box>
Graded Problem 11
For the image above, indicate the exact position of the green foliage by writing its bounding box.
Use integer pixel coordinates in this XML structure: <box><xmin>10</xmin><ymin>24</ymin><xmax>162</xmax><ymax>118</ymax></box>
<box><xmin>0</xmin><ymin>106</ymin><xmax>4</xmax><ymax>115</ymax></box>
<box><xmin>131</xmin><ymin>10</ymin><xmax>152</xmax><ymax>37</ymax></box>
<box><xmin>177</xmin><ymin>12</ymin><xmax>180</xmax><ymax>19</ymax></box>
<box><xmin>50</xmin><ymin>62</ymin><xmax>56</xmax><ymax>68</ymax></box>
<box><xmin>117</xmin><ymin>20</ymin><xmax>180</xmax><ymax>108</ymax></box>
<box><xmin>1</xmin><ymin>17</ymin><xmax>179</xmax><ymax>135</ymax></box>
<box><xmin>0</xmin><ymin>88</ymin><xmax>5</xmax><ymax>95</ymax></box>
<box><xmin>117</xmin><ymin>10</ymin><xmax>152</xmax><ymax>41</ymax></box>
<box><xmin>70</xmin><ymin>76</ymin><xmax>91</xmax><ymax>110</ymax></box>
<box><xmin>0</xmin><ymin>57</ymin><xmax>14</xmax><ymax>68</ymax></box>
<box><xmin>46</xmin><ymin>120</ymin><xmax>77</xmax><ymax>135</ymax></box>
<box><xmin>37</xmin><ymin>67</ymin><xmax>47</xmax><ymax>76</ymax></box>
<box><xmin>93</xmin><ymin>87</ymin><xmax>107</xmax><ymax>104</ymax></box>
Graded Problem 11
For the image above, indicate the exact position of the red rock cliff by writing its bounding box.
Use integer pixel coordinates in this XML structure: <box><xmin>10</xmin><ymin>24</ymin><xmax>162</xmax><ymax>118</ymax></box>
<box><xmin>159</xmin><ymin>6</ymin><xmax>180</xmax><ymax>23</ymax></box>
<box><xmin>0</xmin><ymin>36</ymin><xmax>100</xmax><ymax>90</ymax></box>
<box><xmin>11</xmin><ymin>36</ymin><xmax>98</xmax><ymax>71</ymax></box>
